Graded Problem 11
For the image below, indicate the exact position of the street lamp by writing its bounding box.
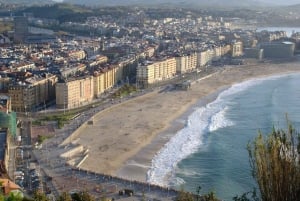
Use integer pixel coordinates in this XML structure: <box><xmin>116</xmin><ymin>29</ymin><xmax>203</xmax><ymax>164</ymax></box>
<box><xmin>64</xmin><ymin>94</ymin><xmax>66</xmax><ymax>115</ymax></box>
<box><xmin>24</xmin><ymin>105</ymin><xmax>27</xmax><ymax>117</ymax></box>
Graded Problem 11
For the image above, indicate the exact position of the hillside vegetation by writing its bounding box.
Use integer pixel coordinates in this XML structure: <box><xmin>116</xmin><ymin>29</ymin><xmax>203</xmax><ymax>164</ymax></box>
<box><xmin>17</xmin><ymin>3</ymin><xmax>93</xmax><ymax>23</ymax></box>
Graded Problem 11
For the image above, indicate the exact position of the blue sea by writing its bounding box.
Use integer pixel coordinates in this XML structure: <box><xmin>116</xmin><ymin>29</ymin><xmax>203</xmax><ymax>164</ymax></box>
<box><xmin>147</xmin><ymin>72</ymin><xmax>300</xmax><ymax>200</ymax></box>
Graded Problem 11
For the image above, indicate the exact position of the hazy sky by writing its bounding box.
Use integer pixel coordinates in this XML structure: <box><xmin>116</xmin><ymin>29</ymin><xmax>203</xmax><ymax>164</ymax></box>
<box><xmin>259</xmin><ymin>0</ymin><xmax>300</xmax><ymax>5</ymax></box>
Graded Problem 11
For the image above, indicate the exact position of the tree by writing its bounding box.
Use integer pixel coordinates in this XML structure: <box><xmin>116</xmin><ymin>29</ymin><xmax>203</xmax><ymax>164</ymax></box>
<box><xmin>233</xmin><ymin>188</ymin><xmax>259</xmax><ymax>201</ymax></box>
<box><xmin>247</xmin><ymin>122</ymin><xmax>300</xmax><ymax>201</ymax></box>
<box><xmin>202</xmin><ymin>191</ymin><xmax>218</xmax><ymax>201</ymax></box>
<box><xmin>57</xmin><ymin>192</ymin><xmax>72</xmax><ymax>201</ymax></box>
<box><xmin>32</xmin><ymin>191</ymin><xmax>50</xmax><ymax>201</ymax></box>
<box><xmin>176</xmin><ymin>189</ymin><xmax>194</xmax><ymax>201</ymax></box>
<box><xmin>71</xmin><ymin>190</ymin><xmax>95</xmax><ymax>201</ymax></box>
<box><xmin>0</xmin><ymin>194</ymin><xmax>4</xmax><ymax>201</ymax></box>
<box><xmin>6</xmin><ymin>191</ymin><xmax>23</xmax><ymax>201</ymax></box>
<box><xmin>176</xmin><ymin>185</ymin><xmax>218</xmax><ymax>201</ymax></box>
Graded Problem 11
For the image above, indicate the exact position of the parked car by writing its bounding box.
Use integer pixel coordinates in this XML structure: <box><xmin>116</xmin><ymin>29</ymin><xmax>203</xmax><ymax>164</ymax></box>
<box><xmin>15</xmin><ymin>175</ymin><xmax>24</xmax><ymax>180</ymax></box>
<box><xmin>14</xmin><ymin>171</ymin><xmax>24</xmax><ymax>177</ymax></box>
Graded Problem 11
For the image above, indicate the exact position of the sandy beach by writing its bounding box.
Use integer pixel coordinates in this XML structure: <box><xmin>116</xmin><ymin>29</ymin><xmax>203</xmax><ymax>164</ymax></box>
<box><xmin>71</xmin><ymin>61</ymin><xmax>300</xmax><ymax>182</ymax></box>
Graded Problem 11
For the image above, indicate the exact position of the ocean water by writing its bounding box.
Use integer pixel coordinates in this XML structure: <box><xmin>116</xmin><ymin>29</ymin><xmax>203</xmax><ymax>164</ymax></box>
<box><xmin>256</xmin><ymin>27</ymin><xmax>300</xmax><ymax>37</ymax></box>
<box><xmin>147</xmin><ymin>72</ymin><xmax>300</xmax><ymax>200</ymax></box>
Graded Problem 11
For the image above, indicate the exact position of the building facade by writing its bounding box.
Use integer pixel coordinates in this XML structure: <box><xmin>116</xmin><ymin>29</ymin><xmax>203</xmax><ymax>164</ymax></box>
<box><xmin>136</xmin><ymin>57</ymin><xmax>176</xmax><ymax>88</ymax></box>
<box><xmin>175</xmin><ymin>52</ymin><xmax>197</xmax><ymax>74</ymax></box>
<box><xmin>13</xmin><ymin>16</ymin><xmax>28</xmax><ymax>43</ymax></box>
<box><xmin>231</xmin><ymin>41</ymin><xmax>243</xmax><ymax>57</ymax></box>
<box><xmin>259</xmin><ymin>42</ymin><xmax>295</xmax><ymax>58</ymax></box>
<box><xmin>93</xmin><ymin>67</ymin><xmax>116</xmax><ymax>98</ymax></box>
<box><xmin>56</xmin><ymin>76</ymin><xmax>94</xmax><ymax>109</ymax></box>
<box><xmin>8</xmin><ymin>74</ymin><xmax>57</xmax><ymax>112</ymax></box>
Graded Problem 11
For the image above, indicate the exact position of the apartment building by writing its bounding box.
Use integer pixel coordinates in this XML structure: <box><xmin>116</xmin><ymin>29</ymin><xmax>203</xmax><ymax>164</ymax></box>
<box><xmin>197</xmin><ymin>49</ymin><xmax>215</xmax><ymax>67</ymax></box>
<box><xmin>14</xmin><ymin>16</ymin><xmax>28</xmax><ymax>43</ymax></box>
<box><xmin>136</xmin><ymin>57</ymin><xmax>176</xmax><ymax>88</ymax></box>
<box><xmin>175</xmin><ymin>52</ymin><xmax>197</xmax><ymax>74</ymax></box>
<box><xmin>93</xmin><ymin>66</ymin><xmax>116</xmax><ymax>98</ymax></box>
<box><xmin>67</xmin><ymin>50</ymin><xmax>86</xmax><ymax>61</ymax></box>
<box><xmin>8</xmin><ymin>74</ymin><xmax>57</xmax><ymax>112</ymax></box>
<box><xmin>88</xmin><ymin>55</ymin><xmax>108</xmax><ymax>68</ymax></box>
<box><xmin>8</xmin><ymin>84</ymin><xmax>35</xmax><ymax>112</ymax></box>
<box><xmin>231</xmin><ymin>41</ymin><xmax>243</xmax><ymax>57</ymax></box>
<box><xmin>11</xmin><ymin>62</ymin><xmax>35</xmax><ymax>72</ymax></box>
<box><xmin>56</xmin><ymin>76</ymin><xmax>94</xmax><ymax>109</ymax></box>
<box><xmin>197</xmin><ymin>50</ymin><xmax>209</xmax><ymax>67</ymax></box>
<box><xmin>0</xmin><ymin>95</ymin><xmax>11</xmax><ymax>113</ymax></box>
<box><xmin>143</xmin><ymin>46</ymin><xmax>156</xmax><ymax>58</ymax></box>
<box><xmin>221</xmin><ymin>44</ymin><xmax>231</xmax><ymax>56</ymax></box>
<box><xmin>0</xmin><ymin>77</ymin><xmax>11</xmax><ymax>93</ymax></box>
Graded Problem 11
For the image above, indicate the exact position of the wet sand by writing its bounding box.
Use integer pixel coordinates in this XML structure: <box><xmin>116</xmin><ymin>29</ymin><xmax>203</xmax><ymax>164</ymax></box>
<box><xmin>71</xmin><ymin>61</ymin><xmax>300</xmax><ymax>182</ymax></box>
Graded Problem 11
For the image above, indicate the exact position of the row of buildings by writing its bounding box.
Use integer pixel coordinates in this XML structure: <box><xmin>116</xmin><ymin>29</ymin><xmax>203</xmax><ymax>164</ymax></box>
<box><xmin>0</xmin><ymin>40</ymin><xmax>242</xmax><ymax>112</ymax></box>
<box><xmin>136</xmin><ymin>41</ymin><xmax>241</xmax><ymax>87</ymax></box>
<box><xmin>0</xmin><ymin>11</ymin><xmax>297</xmax><ymax>113</ymax></box>
<box><xmin>0</xmin><ymin>54</ymin><xmax>116</xmax><ymax>112</ymax></box>
<box><xmin>1</xmin><ymin>39</ymin><xmax>295</xmax><ymax>113</ymax></box>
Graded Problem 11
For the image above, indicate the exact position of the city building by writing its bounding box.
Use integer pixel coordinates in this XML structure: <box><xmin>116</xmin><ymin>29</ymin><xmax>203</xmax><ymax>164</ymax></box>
<box><xmin>93</xmin><ymin>67</ymin><xmax>116</xmax><ymax>98</ymax></box>
<box><xmin>175</xmin><ymin>52</ymin><xmax>197</xmax><ymax>74</ymax></box>
<box><xmin>13</xmin><ymin>16</ymin><xmax>28</xmax><ymax>43</ymax></box>
<box><xmin>197</xmin><ymin>50</ymin><xmax>209</xmax><ymax>67</ymax></box>
<box><xmin>231</xmin><ymin>41</ymin><xmax>243</xmax><ymax>57</ymax></box>
<box><xmin>244</xmin><ymin>48</ymin><xmax>264</xmax><ymax>60</ymax></box>
<box><xmin>136</xmin><ymin>57</ymin><xmax>176</xmax><ymax>88</ymax></box>
<box><xmin>56</xmin><ymin>76</ymin><xmax>94</xmax><ymax>109</ymax></box>
<box><xmin>259</xmin><ymin>41</ymin><xmax>295</xmax><ymax>58</ymax></box>
<box><xmin>8</xmin><ymin>74</ymin><xmax>58</xmax><ymax>112</ymax></box>
<box><xmin>0</xmin><ymin>95</ymin><xmax>11</xmax><ymax>113</ymax></box>
<box><xmin>88</xmin><ymin>55</ymin><xmax>109</xmax><ymax>68</ymax></box>
<box><xmin>0</xmin><ymin>77</ymin><xmax>11</xmax><ymax>93</ymax></box>
<box><xmin>67</xmin><ymin>50</ymin><xmax>86</xmax><ymax>61</ymax></box>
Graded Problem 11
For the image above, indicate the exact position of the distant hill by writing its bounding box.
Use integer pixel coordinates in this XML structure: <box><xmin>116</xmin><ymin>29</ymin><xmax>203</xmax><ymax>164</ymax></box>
<box><xmin>3</xmin><ymin>0</ymin><xmax>299</xmax><ymax>7</ymax></box>
<box><xmin>285</xmin><ymin>3</ymin><xmax>300</xmax><ymax>10</ymax></box>
<box><xmin>63</xmin><ymin>0</ymin><xmax>300</xmax><ymax>7</ymax></box>
<box><xmin>0</xmin><ymin>0</ymin><xmax>55</xmax><ymax>5</ymax></box>
<box><xmin>258</xmin><ymin>0</ymin><xmax>300</xmax><ymax>5</ymax></box>
<box><xmin>4</xmin><ymin>0</ymin><xmax>299</xmax><ymax>8</ymax></box>
<box><xmin>16</xmin><ymin>3</ymin><xmax>93</xmax><ymax>22</ymax></box>
<box><xmin>63</xmin><ymin>0</ymin><xmax>266</xmax><ymax>8</ymax></box>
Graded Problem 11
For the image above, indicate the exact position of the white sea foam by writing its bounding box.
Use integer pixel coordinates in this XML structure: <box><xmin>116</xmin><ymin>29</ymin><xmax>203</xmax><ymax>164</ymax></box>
<box><xmin>169</xmin><ymin>177</ymin><xmax>186</xmax><ymax>186</ymax></box>
<box><xmin>147</xmin><ymin>73</ymin><xmax>299</xmax><ymax>187</ymax></box>
<box><xmin>147</xmin><ymin>107</ymin><xmax>208</xmax><ymax>186</ymax></box>
<box><xmin>209</xmin><ymin>106</ymin><xmax>234</xmax><ymax>132</ymax></box>
<box><xmin>176</xmin><ymin>168</ymin><xmax>204</xmax><ymax>177</ymax></box>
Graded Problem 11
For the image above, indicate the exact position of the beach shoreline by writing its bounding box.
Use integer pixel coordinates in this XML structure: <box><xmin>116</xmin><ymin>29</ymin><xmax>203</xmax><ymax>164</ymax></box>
<box><xmin>72</xmin><ymin>61</ymin><xmax>300</xmax><ymax>184</ymax></box>
<box><xmin>115</xmin><ymin>83</ymin><xmax>229</xmax><ymax>182</ymax></box>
